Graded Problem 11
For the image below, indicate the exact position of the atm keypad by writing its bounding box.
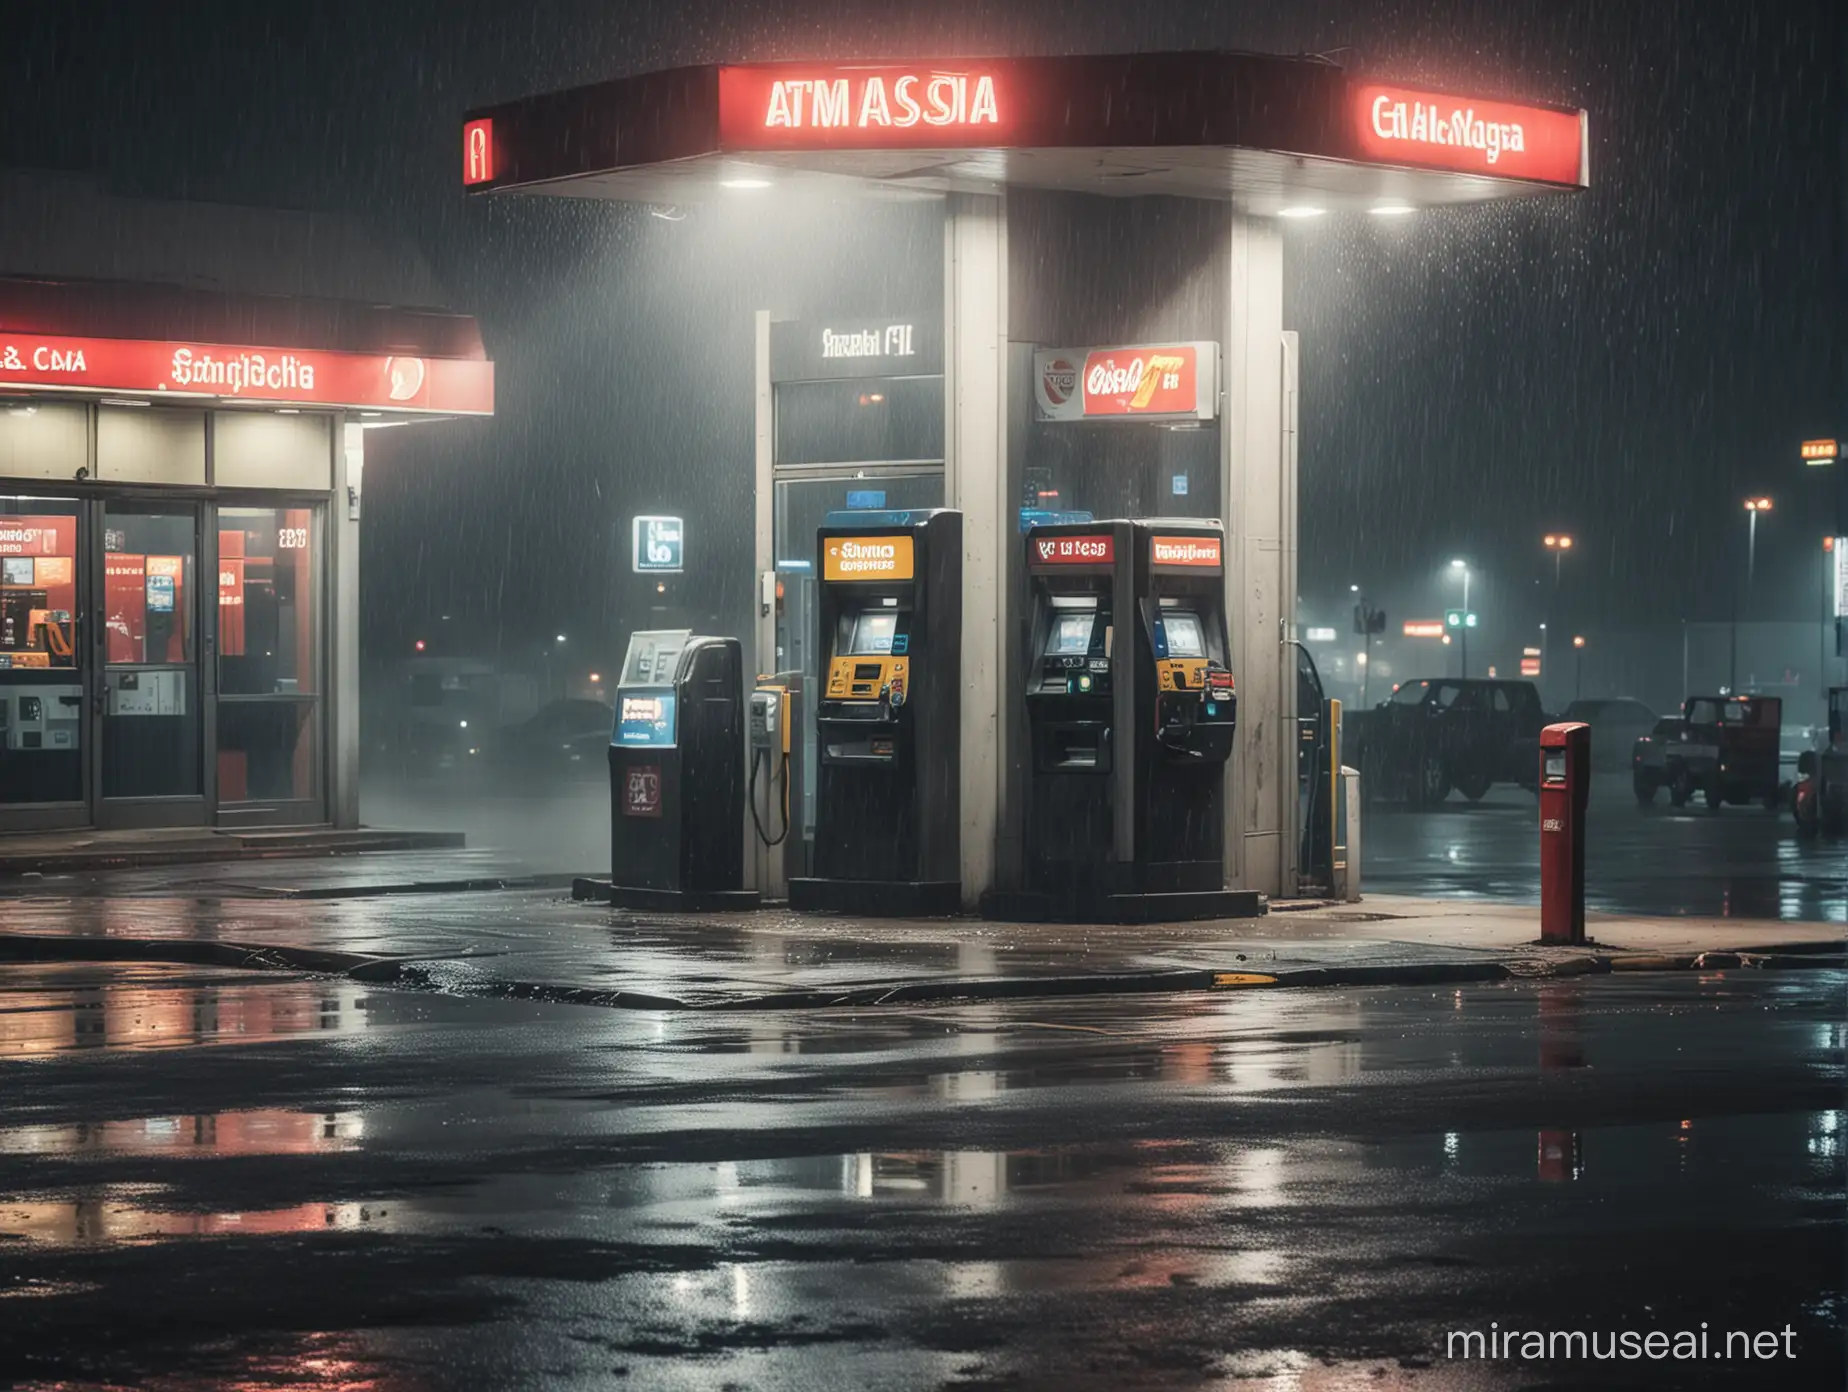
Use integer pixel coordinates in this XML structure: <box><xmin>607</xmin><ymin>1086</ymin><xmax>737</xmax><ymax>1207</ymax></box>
<box><xmin>828</xmin><ymin>656</ymin><xmax>909</xmax><ymax>700</ymax></box>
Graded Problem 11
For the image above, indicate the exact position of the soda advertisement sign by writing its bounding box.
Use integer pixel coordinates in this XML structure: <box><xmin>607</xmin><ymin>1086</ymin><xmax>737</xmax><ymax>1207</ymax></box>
<box><xmin>0</xmin><ymin>332</ymin><xmax>493</xmax><ymax>414</ymax></box>
<box><xmin>1029</xmin><ymin>533</ymin><xmax>1115</xmax><ymax>566</ymax></box>
<box><xmin>823</xmin><ymin>535</ymin><xmax>914</xmax><ymax>582</ymax></box>
<box><xmin>1149</xmin><ymin>535</ymin><xmax>1222</xmax><ymax>569</ymax></box>
<box><xmin>1033</xmin><ymin>343</ymin><xmax>1217</xmax><ymax>422</ymax></box>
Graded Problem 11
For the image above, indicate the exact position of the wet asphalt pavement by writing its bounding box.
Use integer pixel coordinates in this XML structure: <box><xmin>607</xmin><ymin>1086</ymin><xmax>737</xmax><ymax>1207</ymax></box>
<box><xmin>2</xmin><ymin>964</ymin><xmax>1842</xmax><ymax>1389</ymax></box>
<box><xmin>1363</xmin><ymin>774</ymin><xmax>1848</xmax><ymax>922</ymax></box>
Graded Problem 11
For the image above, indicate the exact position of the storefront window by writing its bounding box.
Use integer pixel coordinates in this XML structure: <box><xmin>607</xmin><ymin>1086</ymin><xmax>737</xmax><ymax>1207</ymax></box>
<box><xmin>216</xmin><ymin>506</ymin><xmax>320</xmax><ymax>807</ymax></box>
<box><xmin>0</xmin><ymin>496</ymin><xmax>83</xmax><ymax>806</ymax></box>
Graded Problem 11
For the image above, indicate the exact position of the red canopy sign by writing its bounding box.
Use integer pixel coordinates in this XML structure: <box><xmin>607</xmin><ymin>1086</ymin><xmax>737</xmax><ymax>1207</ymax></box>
<box><xmin>1030</xmin><ymin>533</ymin><xmax>1115</xmax><ymax>566</ymax></box>
<box><xmin>718</xmin><ymin>64</ymin><xmax>1008</xmax><ymax>150</ymax></box>
<box><xmin>0</xmin><ymin>332</ymin><xmax>494</xmax><ymax>414</ymax></box>
<box><xmin>1354</xmin><ymin>84</ymin><xmax>1586</xmax><ymax>186</ymax></box>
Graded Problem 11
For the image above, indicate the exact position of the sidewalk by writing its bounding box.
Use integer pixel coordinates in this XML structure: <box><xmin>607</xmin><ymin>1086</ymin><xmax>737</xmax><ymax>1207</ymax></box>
<box><xmin>0</xmin><ymin>866</ymin><xmax>1837</xmax><ymax>1010</ymax></box>
<box><xmin>0</xmin><ymin>825</ymin><xmax>465</xmax><ymax>877</ymax></box>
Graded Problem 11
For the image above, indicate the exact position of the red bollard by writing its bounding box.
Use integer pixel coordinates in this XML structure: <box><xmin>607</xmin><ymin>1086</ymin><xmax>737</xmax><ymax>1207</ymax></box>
<box><xmin>1538</xmin><ymin>722</ymin><xmax>1591</xmax><ymax>945</ymax></box>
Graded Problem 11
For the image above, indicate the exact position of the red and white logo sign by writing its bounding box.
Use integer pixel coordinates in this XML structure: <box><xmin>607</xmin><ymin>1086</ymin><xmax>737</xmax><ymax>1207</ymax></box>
<box><xmin>1039</xmin><ymin>356</ymin><xmax>1078</xmax><ymax>407</ymax></box>
<box><xmin>1033</xmin><ymin>343</ymin><xmax>1217</xmax><ymax>422</ymax></box>
<box><xmin>463</xmin><ymin>118</ymin><xmax>495</xmax><ymax>185</ymax></box>
<box><xmin>623</xmin><ymin>764</ymin><xmax>663</xmax><ymax>818</ymax></box>
<box><xmin>1031</xmin><ymin>533</ymin><xmax>1115</xmax><ymax>566</ymax></box>
<box><xmin>0</xmin><ymin>333</ymin><xmax>493</xmax><ymax>414</ymax></box>
<box><xmin>1354</xmin><ymin>84</ymin><xmax>1586</xmax><ymax>187</ymax></box>
<box><xmin>1150</xmin><ymin>535</ymin><xmax>1221</xmax><ymax>568</ymax></box>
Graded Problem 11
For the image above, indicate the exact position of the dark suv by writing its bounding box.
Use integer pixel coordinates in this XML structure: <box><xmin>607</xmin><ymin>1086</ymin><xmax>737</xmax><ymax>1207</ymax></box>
<box><xmin>1357</xmin><ymin>678</ymin><xmax>1548</xmax><ymax>808</ymax></box>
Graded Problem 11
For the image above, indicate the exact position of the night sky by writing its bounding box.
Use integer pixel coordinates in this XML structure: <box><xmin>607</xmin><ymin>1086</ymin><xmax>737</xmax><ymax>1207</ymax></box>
<box><xmin>0</xmin><ymin>0</ymin><xmax>1840</xmax><ymax>685</ymax></box>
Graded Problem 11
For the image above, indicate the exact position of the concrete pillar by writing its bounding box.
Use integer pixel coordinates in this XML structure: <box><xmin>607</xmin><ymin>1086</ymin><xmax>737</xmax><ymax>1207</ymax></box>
<box><xmin>943</xmin><ymin>193</ymin><xmax>1008</xmax><ymax>905</ymax></box>
<box><xmin>333</xmin><ymin>419</ymin><xmax>364</xmax><ymax>828</ymax></box>
<box><xmin>1221</xmin><ymin>216</ymin><xmax>1293</xmax><ymax>897</ymax></box>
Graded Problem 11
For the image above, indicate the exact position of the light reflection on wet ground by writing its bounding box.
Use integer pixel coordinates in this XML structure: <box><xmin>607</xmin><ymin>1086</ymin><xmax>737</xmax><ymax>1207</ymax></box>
<box><xmin>0</xmin><ymin>962</ymin><xmax>370</xmax><ymax>1057</ymax></box>
<box><xmin>0</xmin><ymin>970</ymin><xmax>1840</xmax><ymax>1389</ymax></box>
<box><xmin>1365</xmin><ymin>775</ymin><xmax>1848</xmax><ymax>921</ymax></box>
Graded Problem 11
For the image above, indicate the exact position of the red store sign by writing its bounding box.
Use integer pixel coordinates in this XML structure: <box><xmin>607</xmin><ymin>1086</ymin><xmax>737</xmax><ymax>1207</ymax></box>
<box><xmin>718</xmin><ymin>64</ymin><xmax>1008</xmax><ymax>149</ymax></box>
<box><xmin>1354</xmin><ymin>84</ymin><xmax>1586</xmax><ymax>186</ymax></box>
<box><xmin>0</xmin><ymin>333</ymin><xmax>494</xmax><ymax>414</ymax></box>
<box><xmin>1034</xmin><ymin>343</ymin><xmax>1217</xmax><ymax>423</ymax></box>
<box><xmin>1030</xmin><ymin>533</ymin><xmax>1115</xmax><ymax>566</ymax></box>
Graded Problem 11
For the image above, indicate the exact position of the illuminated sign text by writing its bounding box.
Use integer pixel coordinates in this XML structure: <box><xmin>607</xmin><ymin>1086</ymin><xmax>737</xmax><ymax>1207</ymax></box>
<box><xmin>761</xmin><ymin>72</ymin><xmax>998</xmax><ymax>131</ymax></box>
<box><xmin>1354</xmin><ymin>84</ymin><xmax>1586</xmax><ymax>186</ymax></box>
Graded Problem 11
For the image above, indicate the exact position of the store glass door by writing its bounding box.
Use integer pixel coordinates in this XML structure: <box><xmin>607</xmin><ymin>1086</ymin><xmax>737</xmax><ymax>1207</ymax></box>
<box><xmin>0</xmin><ymin>495</ymin><xmax>86</xmax><ymax>830</ymax></box>
<box><xmin>97</xmin><ymin>501</ymin><xmax>205</xmax><ymax>826</ymax></box>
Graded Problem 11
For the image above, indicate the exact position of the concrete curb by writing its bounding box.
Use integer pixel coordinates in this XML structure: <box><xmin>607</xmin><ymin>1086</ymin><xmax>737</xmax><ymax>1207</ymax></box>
<box><xmin>2</xmin><ymin>928</ymin><xmax>1838</xmax><ymax>1012</ymax></box>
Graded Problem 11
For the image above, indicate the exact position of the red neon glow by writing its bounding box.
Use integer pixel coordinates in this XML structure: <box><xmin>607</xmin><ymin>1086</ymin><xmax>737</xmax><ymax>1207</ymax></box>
<box><xmin>0</xmin><ymin>333</ymin><xmax>492</xmax><ymax>414</ymax></box>
<box><xmin>718</xmin><ymin>64</ymin><xmax>1009</xmax><ymax>149</ymax></box>
<box><xmin>1354</xmin><ymin>84</ymin><xmax>1585</xmax><ymax>186</ymax></box>
<box><xmin>1403</xmin><ymin>620</ymin><xmax>1447</xmax><ymax>638</ymax></box>
<box><xmin>463</xmin><ymin>119</ymin><xmax>494</xmax><ymax>185</ymax></box>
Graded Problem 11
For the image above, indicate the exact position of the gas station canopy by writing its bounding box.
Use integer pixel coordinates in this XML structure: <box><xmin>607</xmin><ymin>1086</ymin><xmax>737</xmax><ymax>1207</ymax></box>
<box><xmin>462</xmin><ymin>52</ymin><xmax>1588</xmax><ymax>212</ymax></box>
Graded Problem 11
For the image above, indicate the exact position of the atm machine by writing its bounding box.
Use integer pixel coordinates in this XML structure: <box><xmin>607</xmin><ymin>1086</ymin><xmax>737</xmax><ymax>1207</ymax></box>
<box><xmin>789</xmin><ymin>509</ymin><xmax>961</xmax><ymax>915</ymax></box>
<box><xmin>574</xmin><ymin>628</ymin><xmax>755</xmax><ymax>911</ymax></box>
<box><xmin>990</xmin><ymin>518</ymin><xmax>1259</xmax><ymax>922</ymax></box>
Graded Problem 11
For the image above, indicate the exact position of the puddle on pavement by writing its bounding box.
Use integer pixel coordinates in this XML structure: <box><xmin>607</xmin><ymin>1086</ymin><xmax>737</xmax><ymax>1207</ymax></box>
<box><xmin>2</xmin><ymin>1193</ymin><xmax>399</xmax><ymax>1246</ymax></box>
<box><xmin>0</xmin><ymin>965</ymin><xmax>370</xmax><ymax>1057</ymax></box>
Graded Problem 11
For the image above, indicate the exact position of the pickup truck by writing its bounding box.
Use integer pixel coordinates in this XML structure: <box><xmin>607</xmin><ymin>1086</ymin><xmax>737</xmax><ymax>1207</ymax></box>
<box><xmin>1350</xmin><ymin>677</ymin><xmax>1548</xmax><ymax>808</ymax></box>
<box><xmin>1634</xmin><ymin>695</ymin><xmax>1781</xmax><ymax>812</ymax></box>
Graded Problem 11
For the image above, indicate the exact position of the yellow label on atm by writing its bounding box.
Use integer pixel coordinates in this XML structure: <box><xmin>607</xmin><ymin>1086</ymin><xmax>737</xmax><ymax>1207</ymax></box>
<box><xmin>824</xmin><ymin>535</ymin><xmax>914</xmax><ymax>582</ymax></box>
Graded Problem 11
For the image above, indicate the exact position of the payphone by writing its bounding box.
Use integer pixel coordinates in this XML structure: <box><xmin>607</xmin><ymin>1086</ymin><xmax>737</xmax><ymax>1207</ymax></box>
<box><xmin>577</xmin><ymin>629</ymin><xmax>756</xmax><ymax>911</ymax></box>
<box><xmin>992</xmin><ymin>518</ymin><xmax>1256</xmax><ymax>921</ymax></box>
<box><xmin>748</xmin><ymin>671</ymin><xmax>805</xmax><ymax>902</ymax></box>
<box><xmin>789</xmin><ymin>509</ymin><xmax>961</xmax><ymax>915</ymax></box>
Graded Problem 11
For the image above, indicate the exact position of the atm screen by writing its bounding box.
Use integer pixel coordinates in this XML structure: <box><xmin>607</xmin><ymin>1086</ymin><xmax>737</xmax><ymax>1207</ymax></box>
<box><xmin>847</xmin><ymin>611</ymin><xmax>898</xmax><ymax>655</ymax></box>
<box><xmin>2</xmin><ymin>559</ymin><xmax>33</xmax><ymax>586</ymax></box>
<box><xmin>1163</xmin><ymin>613</ymin><xmax>1206</xmax><ymax>658</ymax></box>
<box><xmin>1048</xmin><ymin>612</ymin><xmax>1096</xmax><ymax>656</ymax></box>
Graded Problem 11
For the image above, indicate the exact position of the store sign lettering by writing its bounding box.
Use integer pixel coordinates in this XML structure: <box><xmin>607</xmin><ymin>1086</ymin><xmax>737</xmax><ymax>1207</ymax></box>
<box><xmin>1353</xmin><ymin>84</ymin><xmax>1586</xmax><ymax>186</ymax></box>
<box><xmin>761</xmin><ymin>72</ymin><xmax>999</xmax><ymax>131</ymax></box>
<box><xmin>0</xmin><ymin>333</ymin><xmax>492</xmax><ymax>414</ymax></box>
<box><xmin>821</xmin><ymin>324</ymin><xmax>915</xmax><ymax>360</ymax></box>
<box><xmin>463</xmin><ymin>118</ymin><xmax>494</xmax><ymax>185</ymax></box>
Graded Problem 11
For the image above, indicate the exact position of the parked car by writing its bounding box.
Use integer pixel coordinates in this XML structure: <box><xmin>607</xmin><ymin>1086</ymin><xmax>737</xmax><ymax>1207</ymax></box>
<box><xmin>1631</xmin><ymin>715</ymin><xmax>1687</xmax><ymax>804</ymax></box>
<box><xmin>1354</xmin><ymin>677</ymin><xmax>1548</xmax><ymax>808</ymax></box>
<box><xmin>1562</xmin><ymin>697</ymin><xmax>1658</xmax><ymax>772</ymax></box>
<box><xmin>1654</xmin><ymin>695</ymin><xmax>1781</xmax><ymax>813</ymax></box>
<box><xmin>1793</xmin><ymin>686</ymin><xmax>1846</xmax><ymax>835</ymax></box>
<box><xmin>482</xmin><ymin>698</ymin><xmax>616</xmax><ymax>786</ymax></box>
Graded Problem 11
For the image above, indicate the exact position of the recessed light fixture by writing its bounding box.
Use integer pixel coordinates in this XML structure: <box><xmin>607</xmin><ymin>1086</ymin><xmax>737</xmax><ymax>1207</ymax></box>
<box><xmin>1277</xmin><ymin>205</ymin><xmax>1326</xmax><ymax>219</ymax></box>
<box><xmin>720</xmin><ymin>177</ymin><xmax>771</xmax><ymax>190</ymax></box>
<box><xmin>1369</xmin><ymin>202</ymin><xmax>1415</xmax><ymax>216</ymax></box>
<box><xmin>277</xmin><ymin>408</ymin><xmax>301</xmax><ymax>414</ymax></box>
<box><xmin>100</xmin><ymin>397</ymin><xmax>150</xmax><ymax>408</ymax></box>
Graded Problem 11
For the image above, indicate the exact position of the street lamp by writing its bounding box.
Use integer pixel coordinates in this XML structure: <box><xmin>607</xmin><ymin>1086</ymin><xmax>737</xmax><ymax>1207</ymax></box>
<box><xmin>1543</xmin><ymin>532</ymin><xmax>1574</xmax><ymax>585</ymax></box>
<box><xmin>1449</xmin><ymin>558</ymin><xmax>1470</xmax><ymax>678</ymax></box>
<box><xmin>1572</xmin><ymin>634</ymin><xmax>1586</xmax><ymax>701</ymax></box>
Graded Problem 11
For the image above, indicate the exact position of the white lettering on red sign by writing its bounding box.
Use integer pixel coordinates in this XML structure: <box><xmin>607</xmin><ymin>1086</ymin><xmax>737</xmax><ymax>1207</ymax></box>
<box><xmin>1150</xmin><ymin>536</ymin><xmax>1221</xmax><ymax>568</ymax></box>
<box><xmin>1032</xmin><ymin>534</ymin><xmax>1115</xmax><ymax>565</ymax></box>
<box><xmin>170</xmin><ymin>348</ymin><xmax>318</xmax><ymax>395</ymax></box>
<box><xmin>764</xmin><ymin>72</ymin><xmax>999</xmax><ymax>130</ymax></box>
<box><xmin>1370</xmin><ymin>95</ymin><xmax>1527</xmax><ymax>165</ymax></box>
